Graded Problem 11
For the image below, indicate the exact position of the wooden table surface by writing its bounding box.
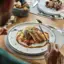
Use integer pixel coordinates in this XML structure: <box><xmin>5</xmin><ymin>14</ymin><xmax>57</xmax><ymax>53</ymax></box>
<box><xmin>0</xmin><ymin>13</ymin><xmax>64</xmax><ymax>64</ymax></box>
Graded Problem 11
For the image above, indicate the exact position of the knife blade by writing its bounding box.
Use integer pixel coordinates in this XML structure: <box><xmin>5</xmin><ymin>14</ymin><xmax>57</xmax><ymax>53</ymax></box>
<box><xmin>36</xmin><ymin>19</ymin><xmax>49</xmax><ymax>42</ymax></box>
<box><xmin>32</xmin><ymin>0</ymin><xmax>38</xmax><ymax>7</ymax></box>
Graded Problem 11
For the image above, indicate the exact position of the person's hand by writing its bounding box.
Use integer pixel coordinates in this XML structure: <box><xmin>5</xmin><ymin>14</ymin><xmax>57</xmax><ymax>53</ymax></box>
<box><xmin>45</xmin><ymin>43</ymin><xmax>60</xmax><ymax>64</ymax></box>
<box><xmin>0</xmin><ymin>27</ymin><xmax>7</xmax><ymax>35</ymax></box>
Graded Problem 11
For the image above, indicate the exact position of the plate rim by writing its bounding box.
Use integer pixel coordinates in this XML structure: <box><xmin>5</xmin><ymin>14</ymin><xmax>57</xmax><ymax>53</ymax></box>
<box><xmin>7</xmin><ymin>23</ymin><xmax>56</xmax><ymax>55</ymax></box>
<box><xmin>37</xmin><ymin>0</ymin><xmax>63</xmax><ymax>15</ymax></box>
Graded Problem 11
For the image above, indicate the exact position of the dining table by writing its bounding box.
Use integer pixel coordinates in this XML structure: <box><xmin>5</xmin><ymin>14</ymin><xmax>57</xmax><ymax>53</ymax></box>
<box><xmin>0</xmin><ymin>12</ymin><xmax>64</xmax><ymax>64</ymax></box>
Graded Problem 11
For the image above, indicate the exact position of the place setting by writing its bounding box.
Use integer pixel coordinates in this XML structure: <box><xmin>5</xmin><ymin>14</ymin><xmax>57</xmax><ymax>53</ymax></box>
<box><xmin>0</xmin><ymin>0</ymin><xmax>64</xmax><ymax>64</ymax></box>
<box><xmin>4</xmin><ymin>19</ymin><xmax>64</xmax><ymax>60</ymax></box>
<box><xmin>29</xmin><ymin>0</ymin><xmax>64</xmax><ymax>19</ymax></box>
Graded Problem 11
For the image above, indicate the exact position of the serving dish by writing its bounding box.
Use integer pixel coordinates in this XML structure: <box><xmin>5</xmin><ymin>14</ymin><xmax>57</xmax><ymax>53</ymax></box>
<box><xmin>38</xmin><ymin>0</ymin><xmax>64</xmax><ymax>16</ymax></box>
<box><xmin>12</xmin><ymin>1</ymin><xmax>29</xmax><ymax>17</ymax></box>
<box><xmin>7</xmin><ymin>23</ymin><xmax>55</xmax><ymax>55</ymax></box>
<box><xmin>5</xmin><ymin>24</ymin><xmax>64</xmax><ymax>59</ymax></box>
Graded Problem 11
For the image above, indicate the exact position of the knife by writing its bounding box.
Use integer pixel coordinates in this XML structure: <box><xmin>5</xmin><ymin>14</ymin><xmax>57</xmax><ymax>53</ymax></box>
<box><xmin>36</xmin><ymin>19</ymin><xmax>49</xmax><ymax>42</ymax></box>
<box><xmin>32</xmin><ymin>0</ymin><xmax>38</xmax><ymax>7</ymax></box>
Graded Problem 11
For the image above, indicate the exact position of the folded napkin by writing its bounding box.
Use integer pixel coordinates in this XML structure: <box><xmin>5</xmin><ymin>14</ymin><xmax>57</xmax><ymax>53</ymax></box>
<box><xmin>0</xmin><ymin>48</ymin><xmax>30</xmax><ymax>64</ymax></box>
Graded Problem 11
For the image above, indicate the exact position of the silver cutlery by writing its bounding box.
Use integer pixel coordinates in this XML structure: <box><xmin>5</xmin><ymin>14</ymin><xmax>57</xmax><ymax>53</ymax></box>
<box><xmin>32</xmin><ymin>0</ymin><xmax>38</xmax><ymax>7</ymax></box>
<box><xmin>36</xmin><ymin>19</ymin><xmax>49</xmax><ymax>42</ymax></box>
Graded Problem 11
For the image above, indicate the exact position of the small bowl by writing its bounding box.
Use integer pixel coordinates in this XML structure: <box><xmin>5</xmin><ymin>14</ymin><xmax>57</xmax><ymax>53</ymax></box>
<box><xmin>12</xmin><ymin>8</ymin><xmax>29</xmax><ymax>17</ymax></box>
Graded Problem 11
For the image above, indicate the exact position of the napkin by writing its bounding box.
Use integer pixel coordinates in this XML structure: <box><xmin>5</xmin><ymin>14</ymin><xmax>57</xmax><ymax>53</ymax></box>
<box><xmin>0</xmin><ymin>48</ymin><xmax>30</xmax><ymax>64</ymax></box>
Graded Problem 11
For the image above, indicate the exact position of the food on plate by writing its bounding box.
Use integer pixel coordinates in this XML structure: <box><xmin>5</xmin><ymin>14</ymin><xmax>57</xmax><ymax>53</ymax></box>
<box><xmin>16</xmin><ymin>26</ymin><xmax>49</xmax><ymax>46</ymax></box>
<box><xmin>46</xmin><ymin>0</ymin><xmax>62</xmax><ymax>10</ymax></box>
<box><xmin>14</xmin><ymin>1</ymin><xmax>29</xmax><ymax>11</ymax></box>
<box><xmin>14</xmin><ymin>1</ymin><xmax>21</xmax><ymax>8</ymax></box>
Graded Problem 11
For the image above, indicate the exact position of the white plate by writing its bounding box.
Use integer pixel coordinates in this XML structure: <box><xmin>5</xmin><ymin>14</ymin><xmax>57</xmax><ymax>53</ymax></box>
<box><xmin>38</xmin><ymin>0</ymin><xmax>64</xmax><ymax>15</ymax></box>
<box><xmin>5</xmin><ymin>35</ymin><xmax>45</xmax><ymax>59</ymax></box>
<box><xmin>5</xmin><ymin>24</ymin><xmax>64</xmax><ymax>59</ymax></box>
<box><xmin>7</xmin><ymin>23</ymin><xmax>55</xmax><ymax>55</ymax></box>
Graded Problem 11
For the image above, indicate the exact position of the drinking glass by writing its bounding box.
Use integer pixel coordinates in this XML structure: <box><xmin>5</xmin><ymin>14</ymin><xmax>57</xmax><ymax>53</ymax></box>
<box><xmin>0</xmin><ymin>0</ymin><xmax>14</xmax><ymax>27</ymax></box>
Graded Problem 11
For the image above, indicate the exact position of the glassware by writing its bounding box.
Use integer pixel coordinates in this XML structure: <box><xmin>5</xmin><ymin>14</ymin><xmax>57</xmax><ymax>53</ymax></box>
<box><xmin>0</xmin><ymin>0</ymin><xmax>14</xmax><ymax>27</ymax></box>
